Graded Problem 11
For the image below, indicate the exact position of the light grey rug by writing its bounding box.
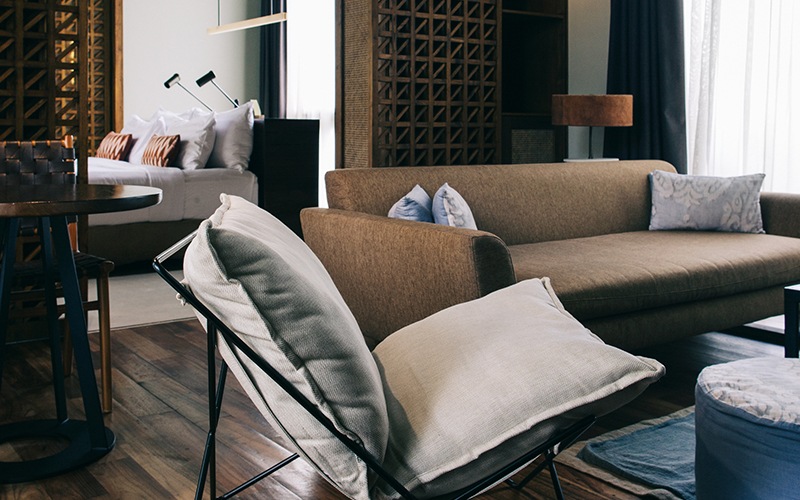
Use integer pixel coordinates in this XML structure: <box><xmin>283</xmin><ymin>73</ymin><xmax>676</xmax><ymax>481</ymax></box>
<box><xmin>86</xmin><ymin>269</ymin><xmax>195</xmax><ymax>332</ymax></box>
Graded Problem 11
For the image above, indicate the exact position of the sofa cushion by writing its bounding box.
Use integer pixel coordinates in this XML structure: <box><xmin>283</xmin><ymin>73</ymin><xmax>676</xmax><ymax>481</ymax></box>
<box><xmin>649</xmin><ymin>170</ymin><xmax>765</xmax><ymax>233</ymax></box>
<box><xmin>373</xmin><ymin>278</ymin><xmax>665</xmax><ymax>498</ymax></box>
<box><xmin>509</xmin><ymin>230</ymin><xmax>800</xmax><ymax>321</ymax></box>
<box><xmin>432</xmin><ymin>182</ymin><xmax>477</xmax><ymax>229</ymax></box>
<box><xmin>183</xmin><ymin>194</ymin><xmax>388</xmax><ymax>500</ymax></box>
<box><xmin>388</xmin><ymin>184</ymin><xmax>433</xmax><ymax>222</ymax></box>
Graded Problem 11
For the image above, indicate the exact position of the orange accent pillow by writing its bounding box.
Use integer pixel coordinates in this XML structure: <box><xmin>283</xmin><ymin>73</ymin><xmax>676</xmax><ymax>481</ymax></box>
<box><xmin>141</xmin><ymin>134</ymin><xmax>181</xmax><ymax>167</ymax></box>
<box><xmin>95</xmin><ymin>131</ymin><xmax>133</xmax><ymax>161</ymax></box>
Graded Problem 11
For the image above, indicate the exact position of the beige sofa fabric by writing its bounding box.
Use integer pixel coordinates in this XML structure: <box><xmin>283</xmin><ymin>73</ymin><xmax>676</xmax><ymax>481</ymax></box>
<box><xmin>325</xmin><ymin>160</ymin><xmax>671</xmax><ymax>245</ymax></box>
<box><xmin>301</xmin><ymin>208</ymin><xmax>515</xmax><ymax>349</ymax></box>
<box><xmin>303</xmin><ymin>160</ymin><xmax>800</xmax><ymax>351</ymax></box>
<box><xmin>510</xmin><ymin>231</ymin><xmax>800</xmax><ymax>319</ymax></box>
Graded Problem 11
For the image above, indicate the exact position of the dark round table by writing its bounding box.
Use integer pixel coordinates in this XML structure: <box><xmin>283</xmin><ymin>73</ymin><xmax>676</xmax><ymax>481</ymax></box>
<box><xmin>0</xmin><ymin>184</ymin><xmax>162</xmax><ymax>483</ymax></box>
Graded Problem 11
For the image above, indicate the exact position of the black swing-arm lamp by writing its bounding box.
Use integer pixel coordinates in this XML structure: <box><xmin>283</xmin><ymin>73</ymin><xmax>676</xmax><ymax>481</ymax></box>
<box><xmin>164</xmin><ymin>73</ymin><xmax>213</xmax><ymax>112</ymax></box>
<box><xmin>196</xmin><ymin>71</ymin><xmax>239</xmax><ymax>108</ymax></box>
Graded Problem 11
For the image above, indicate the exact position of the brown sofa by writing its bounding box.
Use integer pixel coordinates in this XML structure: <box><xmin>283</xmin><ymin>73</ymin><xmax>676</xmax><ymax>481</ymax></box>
<box><xmin>300</xmin><ymin>160</ymin><xmax>800</xmax><ymax>351</ymax></box>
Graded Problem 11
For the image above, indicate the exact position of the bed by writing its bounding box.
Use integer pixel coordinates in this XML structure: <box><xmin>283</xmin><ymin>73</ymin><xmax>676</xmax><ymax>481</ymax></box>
<box><xmin>86</xmin><ymin>111</ymin><xmax>320</xmax><ymax>266</ymax></box>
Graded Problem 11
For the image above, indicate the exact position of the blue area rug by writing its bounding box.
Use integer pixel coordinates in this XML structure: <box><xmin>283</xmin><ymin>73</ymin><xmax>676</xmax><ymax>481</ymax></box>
<box><xmin>579</xmin><ymin>412</ymin><xmax>696</xmax><ymax>499</ymax></box>
<box><xmin>555</xmin><ymin>406</ymin><xmax>696</xmax><ymax>500</ymax></box>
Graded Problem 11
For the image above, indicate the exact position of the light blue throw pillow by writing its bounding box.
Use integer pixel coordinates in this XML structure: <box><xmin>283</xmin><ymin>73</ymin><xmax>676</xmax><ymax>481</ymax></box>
<box><xmin>432</xmin><ymin>183</ymin><xmax>477</xmax><ymax>230</ymax></box>
<box><xmin>649</xmin><ymin>170</ymin><xmax>765</xmax><ymax>233</ymax></box>
<box><xmin>388</xmin><ymin>184</ymin><xmax>434</xmax><ymax>222</ymax></box>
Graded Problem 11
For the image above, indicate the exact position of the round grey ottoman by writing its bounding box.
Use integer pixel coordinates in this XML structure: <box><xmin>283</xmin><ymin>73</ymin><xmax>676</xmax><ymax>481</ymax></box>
<box><xmin>695</xmin><ymin>357</ymin><xmax>800</xmax><ymax>500</ymax></box>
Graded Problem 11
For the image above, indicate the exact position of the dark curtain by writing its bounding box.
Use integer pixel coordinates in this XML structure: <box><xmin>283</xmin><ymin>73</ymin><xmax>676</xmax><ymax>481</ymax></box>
<box><xmin>261</xmin><ymin>0</ymin><xmax>286</xmax><ymax>118</ymax></box>
<box><xmin>604</xmin><ymin>0</ymin><xmax>687</xmax><ymax>173</ymax></box>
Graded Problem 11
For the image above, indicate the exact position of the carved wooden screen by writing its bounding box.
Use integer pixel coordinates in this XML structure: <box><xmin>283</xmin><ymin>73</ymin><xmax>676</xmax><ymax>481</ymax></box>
<box><xmin>342</xmin><ymin>0</ymin><xmax>499</xmax><ymax>168</ymax></box>
<box><xmin>0</xmin><ymin>0</ymin><xmax>117</xmax><ymax>154</ymax></box>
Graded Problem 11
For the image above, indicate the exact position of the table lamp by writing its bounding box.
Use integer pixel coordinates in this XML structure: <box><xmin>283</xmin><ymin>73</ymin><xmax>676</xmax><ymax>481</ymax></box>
<box><xmin>551</xmin><ymin>94</ymin><xmax>633</xmax><ymax>161</ymax></box>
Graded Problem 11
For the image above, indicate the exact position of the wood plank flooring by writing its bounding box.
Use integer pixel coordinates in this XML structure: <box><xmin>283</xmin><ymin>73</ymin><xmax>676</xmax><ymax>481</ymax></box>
<box><xmin>0</xmin><ymin>320</ymin><xmax>782</xmax><ymax>499</ymax></box>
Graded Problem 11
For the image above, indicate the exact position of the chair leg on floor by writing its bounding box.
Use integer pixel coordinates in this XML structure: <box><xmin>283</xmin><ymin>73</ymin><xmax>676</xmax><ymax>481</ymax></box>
<box><xmin>547</xmin><ymin>451</ymin><xmax>565</xmax><ymax>500</ymax></box>
<box><xmin>97</xmin><ymin>273</ymin><xmax>112</xmax><ymax>413</ymax></box>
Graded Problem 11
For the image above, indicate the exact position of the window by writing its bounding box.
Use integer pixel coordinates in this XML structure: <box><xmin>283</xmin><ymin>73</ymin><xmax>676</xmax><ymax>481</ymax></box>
<box><xmin>686</xmin><ymin>0</ymin><xmax>800</xmax><ymax>192</ymax></box>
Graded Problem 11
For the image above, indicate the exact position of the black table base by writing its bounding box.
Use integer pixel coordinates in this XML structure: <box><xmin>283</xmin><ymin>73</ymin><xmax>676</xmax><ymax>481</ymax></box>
<box><xmin>0</xmin><ymin>215</ymin><xmax>115</xmax><ymax>483</ymax></box>
<box><xmin>0</xmin><ymin>418</ymin><xmax>115</xmax><ymax>483</ymax></box>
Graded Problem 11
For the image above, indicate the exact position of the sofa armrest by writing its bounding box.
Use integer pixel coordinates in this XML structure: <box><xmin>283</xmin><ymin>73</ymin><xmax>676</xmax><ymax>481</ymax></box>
<box><xmin>761</xmin><ymin>192</ymin><xmax>800</xmax><ymax>238</ymax></box>
<box><xmin>300</xmin><ymin>208</ymin><xmax>516</xmax><ymax>348</ymax></box>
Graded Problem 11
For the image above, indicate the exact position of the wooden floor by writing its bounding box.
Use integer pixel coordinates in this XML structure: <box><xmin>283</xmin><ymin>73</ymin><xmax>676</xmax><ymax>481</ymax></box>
<box><xmin>0</xmin><ymin>320</ymin><xmax>782</xmax><ymax>499</ymax></box>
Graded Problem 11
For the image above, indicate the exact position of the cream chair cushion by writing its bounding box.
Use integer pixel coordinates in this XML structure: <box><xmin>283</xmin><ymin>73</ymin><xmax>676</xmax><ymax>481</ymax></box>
<box><xmin>183</xmin><ymin>194</ymin><xmax>388</xmax><ymax>500</ymax></box>
<box><xmin>373</xmin><ymin>278</ymin><xmax>666</xmax><ymax>498</ymax></box>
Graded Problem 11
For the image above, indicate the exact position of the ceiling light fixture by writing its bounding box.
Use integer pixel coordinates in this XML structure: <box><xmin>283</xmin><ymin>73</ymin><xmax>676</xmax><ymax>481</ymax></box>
<box><xmin>208</xmin><ymin>1</ymin><xmax>287</xmax><ymax>36</ymax></box>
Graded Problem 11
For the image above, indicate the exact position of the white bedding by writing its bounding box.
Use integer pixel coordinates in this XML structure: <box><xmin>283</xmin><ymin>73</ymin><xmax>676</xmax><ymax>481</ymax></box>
<box><xmin>87</xmin><ymin>157</ymin><xmax>258</xmax><ymax>226</ymax></box>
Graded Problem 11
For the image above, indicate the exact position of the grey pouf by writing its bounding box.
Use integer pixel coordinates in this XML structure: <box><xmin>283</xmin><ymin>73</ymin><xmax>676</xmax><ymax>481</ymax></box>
<box><xmin>695</xmin><ymin>357</ymin><xmax>800</xmax><ymax>500</ymax></box>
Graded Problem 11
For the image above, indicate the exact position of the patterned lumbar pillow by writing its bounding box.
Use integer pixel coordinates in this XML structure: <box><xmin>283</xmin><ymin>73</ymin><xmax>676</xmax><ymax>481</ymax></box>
<box><xmin>649</xmin><ymin>169</ymin><xmax>765</xmax><ymax>233</ymax></box>
<box><xmin>388</xmin><ymin>184</ymin><xmax>434</xmax><ymax>222</ymax></box>
<box><xmin>141</xmin><ymin>134</ymin><xmax>181</xmax><ymax>167</ymax></box>
<box><xmin>432</xmin><ymin>182</ymin><xmax>477</xmax><ymax>229</ymax></box>
<box><xmin>95</xmin><ymin>131</ymin><xmax>133</xmax><ymax>161</ymax></box>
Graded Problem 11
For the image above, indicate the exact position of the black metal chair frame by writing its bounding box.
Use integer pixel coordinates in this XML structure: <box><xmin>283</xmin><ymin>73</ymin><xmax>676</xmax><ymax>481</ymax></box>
<box><xmin>153</xmin><ymin>232</ymin><xmax>596</xmax><ymax>500</ymax></box>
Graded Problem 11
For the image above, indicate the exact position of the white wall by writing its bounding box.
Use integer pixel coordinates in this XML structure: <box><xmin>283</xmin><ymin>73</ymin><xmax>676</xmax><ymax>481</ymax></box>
<box><xmin>123</xmin><ymin>0</ymin><xmax>261</xmax><ymax>120</ymax></box>
<box><xmin>567</xmin><ymin>0</ymin><xmax>610</xmax><ymax>159</ymax></box>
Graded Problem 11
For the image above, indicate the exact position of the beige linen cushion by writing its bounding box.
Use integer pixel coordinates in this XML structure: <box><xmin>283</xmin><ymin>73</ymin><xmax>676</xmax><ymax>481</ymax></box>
<box><xmin>183</xmin><ymin>194</ymin><xmax>388</xmax><ymax>500</ymax></box>
<box><xmin>372</xmin><ymin>278</ymin><xmax>665</xmax><ymax>498</ymax></box>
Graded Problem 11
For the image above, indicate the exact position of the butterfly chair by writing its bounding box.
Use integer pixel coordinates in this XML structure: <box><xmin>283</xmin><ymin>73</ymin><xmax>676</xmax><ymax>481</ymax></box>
<box><xmin>153</xmin><ymin>194</ymin><xmax>665</xmax><ymax>500</ymax></box>
<box><xmin>0</xmin><ymin>137</ymin><xmax>115</xmax><ymax>413</ymax></box>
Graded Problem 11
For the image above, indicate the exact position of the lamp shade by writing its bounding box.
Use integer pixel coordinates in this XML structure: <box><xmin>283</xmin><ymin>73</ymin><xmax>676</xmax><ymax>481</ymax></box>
<box><xmin>551</xmin><ymin>94</ymin><xmax>633</xmax><ymax>127</ymax></box>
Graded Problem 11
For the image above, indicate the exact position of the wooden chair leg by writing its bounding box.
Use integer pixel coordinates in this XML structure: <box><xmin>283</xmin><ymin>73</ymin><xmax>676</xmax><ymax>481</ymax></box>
<box><xmin>97</xmin><ymin>273</ymin><xmax>112</xmax><ymax>413</ymax></box>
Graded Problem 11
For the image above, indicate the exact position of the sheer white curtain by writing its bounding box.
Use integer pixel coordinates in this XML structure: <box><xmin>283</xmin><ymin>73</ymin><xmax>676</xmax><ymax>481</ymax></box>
<box><xmin>286</xmin><ymin>0</ymin><xmax>335</xmax><ymax>206</ymax></box>
<box><xmin>685</xmin><ymin>0</ymin><xmax>800</xmax><ymax>192</ymax></box>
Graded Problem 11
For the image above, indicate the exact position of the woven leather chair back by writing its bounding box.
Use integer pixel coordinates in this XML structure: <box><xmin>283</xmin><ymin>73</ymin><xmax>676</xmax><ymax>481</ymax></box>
<box><xmin>0</xmin><ymin>137</ymin><xmax>76</xmax><ymax>187</ymax></box>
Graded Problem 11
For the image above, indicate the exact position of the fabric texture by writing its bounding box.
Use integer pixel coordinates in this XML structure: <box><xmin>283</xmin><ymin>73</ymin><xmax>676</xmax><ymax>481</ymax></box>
<box><xmin>431</xmin><ymin>182</ymin><xmax>477</xmax><ymax>229</ymax></box>
<box><xmin>605</xmin><ymin>0</ymin><xmax>688</xmax><ymax>173</ymax></box>
<box><xmin>95</xmin><ymin>131</ymin><xmax>133</xmax><ymax>161</ymax></box>
<box><xmin>696</xmin><ymin>357</ymin><xmax>800</xmax><ymax>428</ymax></box>
<box><xmin>183</xmin><ymin>194</ymin><xmax>388</xmax><ymax>500</ymax></box>
<box><xmin>324</xmin><ymin>161</ymin><xmax>672</xmax><ymax>245</ymax></box>
<box><xmin>695</xmin><ymin>357</ymin><xmax>800</xmax><ymax>500</ymax></box>
<box><xmin>154</xmin><ymin>108</ymin><xmax>216</xmax><ymax>170</ymax></box>
<box><xmin>579</xmin><ymin>412</ymin><xmax>695</xmax><ymax>499</ymax></box>
<box><xmin>508</xmin><ymin>230</ymin><xmax>800</xmax><ymax>322</ymax></box>
<box><xmin>204</xmin><ymin>101</ymin><xmax>255</xmax><ymax>171</ymax></box>
<box><xmin>649</xmin><ymin>170</ymin><xmax>765</xmax><ymax>232</ymax></box>
<box><xmin>387</xmin><ymin>184</ymin><xmax>433</xmax><ymax>222</ymax></box>
<box><xmin>260</xmin><ymin>0</ymin><xmax>287</xmax><ymax>117</ymax></box>
<box><xmin>372</xmin><ymin>278</ymin><xmax>665</xmax><ymax>498</ymax></box>
<box><xmin>122</xmin><ymin>114</ymin><xmax>167</xmax><ymax>165</ymax></box>
<box><xmin>301</xmin><ymin>208</ymin><xmax>515</xmax><ymax>349</ymax></box>
<box><xmin>141</xmin><ymin>134</ymin><xmax>181</xmax><ymax>167</ymax></box>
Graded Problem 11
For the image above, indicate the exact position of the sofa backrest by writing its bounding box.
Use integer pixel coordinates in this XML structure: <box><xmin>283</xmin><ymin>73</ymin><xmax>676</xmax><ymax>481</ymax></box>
<box><xmin>325</xmin><ymin>160</ymin><xmax>676</xmax><ymax>245</ymax></box>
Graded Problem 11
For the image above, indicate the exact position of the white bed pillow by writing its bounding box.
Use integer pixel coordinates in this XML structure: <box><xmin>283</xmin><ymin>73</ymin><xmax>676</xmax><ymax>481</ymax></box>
<box><xmin>122</xmin><ymin>115</ymin><xmax>166</xmax><ymax>165</ymax></box>
<box><xmin>204</xmin><ymin>101</ymin><xmax>255</xmax><ymax>172</ymax></box>
<box><xmin>160</xmin><ymin>111</ymin><xmax>216</xmax><ymax>170</ymax></box>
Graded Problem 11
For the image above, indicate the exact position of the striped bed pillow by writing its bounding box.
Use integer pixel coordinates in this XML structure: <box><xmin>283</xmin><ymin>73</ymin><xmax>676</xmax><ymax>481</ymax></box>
<box><xmin>141</xmin><ymin>134</ymin><xmax>180</xmax><ymax>167</ymax></box>
<box><xmin>95</xmin><ymin>131</ymin><xmax>133</xmax><ymax>161</ymax></box>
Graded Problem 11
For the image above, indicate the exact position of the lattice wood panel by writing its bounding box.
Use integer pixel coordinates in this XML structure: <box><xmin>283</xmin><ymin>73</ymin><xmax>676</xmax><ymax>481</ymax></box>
<box><xmin>342</xmin><ymin>0</ymin><xmax>499</xmax><ymax>168</ymax></box>
<box><xmin>0</xmin><ymin>0</ymin><xmax>113</xmax><ymax>153</ymax></box>
<box><xmin>374</xmin><ymin>0</ymin><xmax>498</xmax><ymax>167</ymax></box>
